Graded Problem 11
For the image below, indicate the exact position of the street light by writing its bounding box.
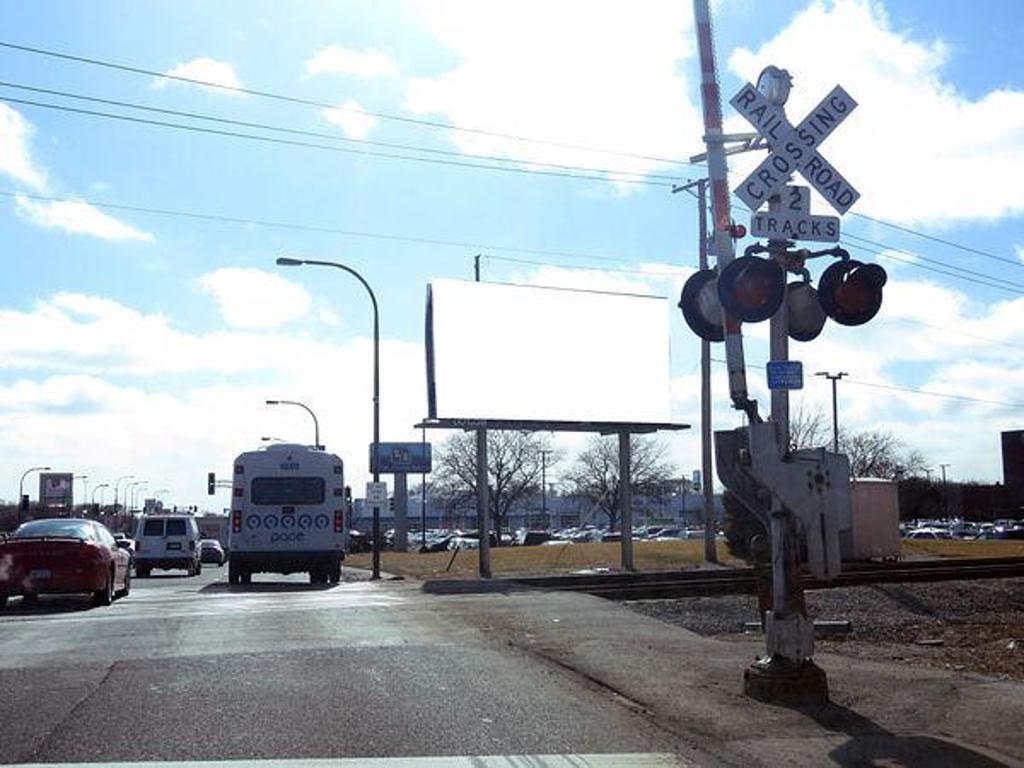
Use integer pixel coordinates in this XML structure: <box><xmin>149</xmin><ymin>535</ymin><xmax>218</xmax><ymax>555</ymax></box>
<box><xmin>277</xmin><ymin>255</ymin><xmax>381</xmax><ymax>580</ymax></box>
<box><xmin>129</xmin><ymin>481</ymin><xmax>148</xmax><ymax>514</ymax></box>
<box><xmin>815</xmin><ymin>371</ymin><xmax>848</xmax><ymax>452</ymax></box>
<box><xmin>91</xmin><ymin>483</ymin><xmax>109</xmax><ymax>508</ymax></box>
<box><xmin>114</xmin><ymin>475</ymin><xmax>134</xmax><ymax>514</ymax></box>
<box><xmin>18</xmin><ymin>462</ymin><xmax>51</xmax><ymax>512</ymax></box>
<box><xmin>74</xmin><ymin>475</ymin><xmax>88</xmax><ymax>511</ymax></box>
<box><xmin>265</xmin><ymin>399</ymin><xmax>322</xmax><ymax>449</ymax></box>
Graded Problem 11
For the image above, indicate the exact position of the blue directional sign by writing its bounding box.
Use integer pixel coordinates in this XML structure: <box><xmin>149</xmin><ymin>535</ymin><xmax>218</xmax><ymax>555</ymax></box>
<box><xmin>370</xmin><ymin>442</ymin><xmax>433</xmax><ymax>474</ymax></box>
<box><xmin>766</xmin><ymin>360</ymin><xmax>804</xmax><ymax>390</ymax></box>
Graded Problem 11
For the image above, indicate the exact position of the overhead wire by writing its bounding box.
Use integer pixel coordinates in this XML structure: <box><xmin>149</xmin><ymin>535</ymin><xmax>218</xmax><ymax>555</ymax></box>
<box><xmin>0</xmin><ymin>95</ymin><xmax>678</xmax><ymax>189</ymax></box>
<box><xmin>0</xmin><ymin>39</ymin><xmax>693</xmax><ymax>166</ymax></box>
<box><xmin>710</xmin><ymin>359</ymin><xmax>1024</xmax><ymax>409</ymax></box>
<box><xmin>0</xmin><ymin>80</ymin><xmax>688</xmax><ymax>184</ymax></box>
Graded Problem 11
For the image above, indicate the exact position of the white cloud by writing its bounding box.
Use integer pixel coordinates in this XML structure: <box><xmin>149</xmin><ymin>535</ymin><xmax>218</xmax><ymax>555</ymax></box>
<box><xmin>323</xmin><ymin>100</ymin><xmax>377</xmax><ymax>139</ymax></box>
<box><xmin>198</xmin><ymin>268</ymin><xmax>311</xmax><ymax>329</ymax></box>
<box><xmin>0</xmin><ymin>103</ymin><xmax>48</xmax><ymax>191</ymax></box>
<box><xmin>404</xmin><ymin>0</ymin><xmax>701</xmax><ymax>186</ymax></box>
<box><xmin>14</xmin><ymin>195</ymin><xmax>154</xmax><ymax>241</ymax></box>
<box><xmin>1016</xmin><ymin>244</ymin><xmax>1024</xmax><ymax>264</ymax></box>
<box><xmin>304</xmin><ymin>45</ymin><xmax>397</xmax><ymax>78</ymax></box>
<box><xmin>155</xmin><ymin>58</ymin><xmax>243</xmax><ymax>92</ymax></box>
<box><xmin>727</xmin><ymin>0</ymin><xmax>1024</xmax><ymax>225</ymax></box>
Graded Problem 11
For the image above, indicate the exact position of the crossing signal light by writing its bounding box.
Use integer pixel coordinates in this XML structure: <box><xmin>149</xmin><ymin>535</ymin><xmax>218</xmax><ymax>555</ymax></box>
<box><xmin>717</xmin><ymin>255</ymin><xmax>785</xmax><ymax>323</ymax></box>
<box><xmin>818</xmin><ymin>260</ymin><xmax>887</xmax><ymax>326</ymax></box>
<box><xmin>207</xmin><ymin>472</ymin><xmax>216</xmax><ymax>495</ymax></box>
<box><xmin>786</xmin><ymin>281</ymin><xmax>827</xmax><ymax>342</ymax></box>
<box><xmin>678</xmin><ymin>269</ymin><xmax>724</xmax><ymax>342</ymax></box>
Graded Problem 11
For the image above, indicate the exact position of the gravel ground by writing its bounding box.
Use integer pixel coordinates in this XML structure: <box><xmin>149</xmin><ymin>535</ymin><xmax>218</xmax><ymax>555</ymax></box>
<box><xmin>628</xmin><ymin>578</ymin><xmax>1024</xmax><ymax>680</ymax></box>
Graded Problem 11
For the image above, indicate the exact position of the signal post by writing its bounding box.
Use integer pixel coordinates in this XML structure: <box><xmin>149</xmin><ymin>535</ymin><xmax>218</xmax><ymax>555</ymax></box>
<box><xmin>688</xmin><ymin>0</ymin><xmax>888</xmax><ymax>703</ymax></box>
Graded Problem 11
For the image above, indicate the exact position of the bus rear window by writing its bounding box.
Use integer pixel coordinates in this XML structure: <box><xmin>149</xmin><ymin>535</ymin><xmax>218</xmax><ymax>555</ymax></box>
<box><xmin>251</xmin><ymin>477</ymin><xmax>325</xmax><ymax>505</ymax></box>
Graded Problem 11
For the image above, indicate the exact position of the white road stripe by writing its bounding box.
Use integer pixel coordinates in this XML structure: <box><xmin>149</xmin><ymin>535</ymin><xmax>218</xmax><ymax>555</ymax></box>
<box><xmin>6</xmin><ymin>754</ymin><xmax>688</xmax><ymax>768</ymax></box>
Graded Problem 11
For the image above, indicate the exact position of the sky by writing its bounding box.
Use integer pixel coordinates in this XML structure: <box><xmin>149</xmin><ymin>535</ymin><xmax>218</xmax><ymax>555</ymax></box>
<box><xmin>1</xmin><ymin>0</ymin><xmax>1023</xmax><ymax>510</ymax></box>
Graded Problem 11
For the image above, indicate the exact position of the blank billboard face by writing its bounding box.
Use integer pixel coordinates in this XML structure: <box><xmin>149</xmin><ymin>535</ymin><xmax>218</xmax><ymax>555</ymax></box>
<box><xmin>426</xmin><ymin>279</ymin><xmax>671</xmax><ymax>423</ymax></box>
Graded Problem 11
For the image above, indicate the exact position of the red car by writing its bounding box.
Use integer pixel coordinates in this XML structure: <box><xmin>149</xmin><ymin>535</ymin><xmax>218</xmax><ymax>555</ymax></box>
<box><xmin>0</xmin><ymin>518</ymin><xmax>132</xmax><ymax>608</ymax></box>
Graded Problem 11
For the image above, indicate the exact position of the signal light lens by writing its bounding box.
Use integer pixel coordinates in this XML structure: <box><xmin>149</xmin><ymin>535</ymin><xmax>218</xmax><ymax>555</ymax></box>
<box><xmin>717</xmin><ymin>255</ymin><xmax>785</xmax><ymax>323</ymax></box>
<box><xmin>786</xmin><ymin>282</ymin><xmax>827</xmax><ymax>342</ymax></box>
<box><xmin>233</xmin><ymin>487</ymin><xmax>243</xmax><ymax>498</ymax></box>
<box><xmin>231</xmin><ymin>511</ymin><xmax>242</xmax><ymax>533</ymax></box>
<box><xmin>729</xmin><ymin>223</ymin><xmax>747</xmax><ymax>239</ymax></box>
<box><xmin>334</xmin><ymin>511</ymin><xmax>344</xmax><ymax>532</ymax></box>
<box><xmin>818</xmin><ymin>260</ymin><xmax>887</xmax><ymax>326</ymax></box>
<box><xmin>678</xmin><ymin>269</ymin><xmax>724</xmax><ymax>342</ymax></box>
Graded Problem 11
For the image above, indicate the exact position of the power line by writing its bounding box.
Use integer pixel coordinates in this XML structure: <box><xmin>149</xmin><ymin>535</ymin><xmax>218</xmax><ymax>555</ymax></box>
<box><xmin>6</xmin><ymin>188</ymin><xmax>1020</xmax><ymax>352</ymax></box>
<box><xmin>851</xmin><ymin>211</ymin><xmax>1022</xmax><ymax>268</ymax></box>
<box><xmin>710</xmin><ymin>359</ymin><xmax>1024</xmax><ymax>409</ymax></box>
<box><xmin>731</xmin><ymin>198</ymin><xmax>1024</xmax><ymax>294</ymax></box>
<box><xmin>0</xmin><ymin>80</ymin><xmax>688</xmax><ymax>184</ymax></box>
<box><xmin>0</xmin><ymin>190</ymin><xmax>665</xmax><ymax>266</ymax></box>
<box><xmin>1</xmin><ymin>95</ymin><xmax>677</xmax><ymax>189</ymax></box>
<box><xmin>0</xmin><ymin>39</ymin><xmax>693</xmax><ymax>167</ymax></box>
<box><xmin>485</xmin><ymin>254</ymin><xmax>695</xmax><ymax>277</ymax></box>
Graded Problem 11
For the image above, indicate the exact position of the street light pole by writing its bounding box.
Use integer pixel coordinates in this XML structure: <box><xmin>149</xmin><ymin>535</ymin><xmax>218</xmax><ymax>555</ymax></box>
<box><xmin>421</xmin><ymin>425</ymin><xmax>427</xmax><ymax>550</ymax></box>
<box><xmin>74</xmin><ymin>475</ymin><xmax>88</xmax><ymax>512</ymax></box>
<box><xmin>114</xmin><ymin>475</ymin><xmax>133</xmax><ymax>515</ymax></box>
<box><xmin>815</xmin><ymin>371</ymin><xmax>848</xmax><ymax>452</ymax></box>
<box><xmin>132</xmin><ymin>482</ymin><xmax>149</xmax><ymax>514</ymax></box>
<box><xmin>18</xmin><ymin>465</ymin><xmax>51</xmax><ymax>523</ymax></box>
<box><xmin>91</xmin><ymin>483</ymin><xmax>109</xmax><ymax>507</ymax></box>
<box><xmin>265</xmin><ymin>399</ymin><xmax>322</xmax><ymax>449</ymax></box>
<box><xmin>277</xmin><ymin>256</ymin><xmax>381</xmax><ymax>580</ymax></box>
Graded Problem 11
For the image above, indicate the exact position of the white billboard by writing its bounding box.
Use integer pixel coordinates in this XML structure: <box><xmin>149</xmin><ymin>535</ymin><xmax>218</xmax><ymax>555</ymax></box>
<box><xmin>426</xmin><ymin>279</ymin><xmax>671</xmax><ymax>423</ymax></box>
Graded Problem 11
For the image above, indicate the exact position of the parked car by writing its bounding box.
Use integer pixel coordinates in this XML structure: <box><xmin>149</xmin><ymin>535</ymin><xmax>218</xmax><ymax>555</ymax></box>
<box><xmin>517</xmin><ymin>530</ymin><xmax>554</xmax><ymax>546</ymax></box>
<box><xmin>200</xmin><ymin>539</ymin><xmax>226</xmax><ymax>566</ymax></box>
<box><xmin>0</xmin><ymin>518</ymin><xmax>132</xmax><ymax>608</ymax></box>
<box><xmin>419</xmin><ymin>535</ymin><xmax>453</xmax><ymax>553</ymax></box>
<box><xmin>134</xmin><ymin>514</ymin><xmax>202</xmax><ymax>577</ymax></box>
<box><xmin>112</xmin><ymin>532</ymin><xmax>136</xmax><ymax>556</ymax></box>
<box><xmin>905</xmin><ymin>528</ymin><xmax>953</xmax><ymax>540</ymax></box>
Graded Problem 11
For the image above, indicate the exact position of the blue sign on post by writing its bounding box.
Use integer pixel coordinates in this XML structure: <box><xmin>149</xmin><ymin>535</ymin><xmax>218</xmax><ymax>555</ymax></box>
<box><xmin>766</xmin><ymin>360</ymin><xmax>804</xmax><ymax>390</ymax></box>
<box><xmin>370</xmin><ymin>442</ymin><xmax>433</xmax><ymax>474</ymax></box>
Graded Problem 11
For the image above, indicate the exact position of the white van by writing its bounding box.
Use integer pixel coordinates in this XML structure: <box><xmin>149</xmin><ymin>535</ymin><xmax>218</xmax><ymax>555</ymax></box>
<box><xmin>228</xmin><ymin>443</ymin><xmax>347</xmax><ymax>585</ymax></box>
<box><xmin>134</xmin><ymin>514</ymin><xmax>203</xmax><ymax>577</ymax></box>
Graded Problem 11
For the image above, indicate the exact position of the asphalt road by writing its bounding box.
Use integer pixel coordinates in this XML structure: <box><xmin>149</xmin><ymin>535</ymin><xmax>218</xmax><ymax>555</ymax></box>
<box><xmin>0</xmin><ymin>564</ymin><xmax>692</xmax><ymax>767</ymax></box>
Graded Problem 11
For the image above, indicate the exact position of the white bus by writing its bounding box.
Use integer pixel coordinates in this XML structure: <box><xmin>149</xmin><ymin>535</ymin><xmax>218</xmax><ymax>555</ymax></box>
<box><xmin>228</xmin><ymin>443</ymin><xmax>348</xmax><ymax>585</ymax></box>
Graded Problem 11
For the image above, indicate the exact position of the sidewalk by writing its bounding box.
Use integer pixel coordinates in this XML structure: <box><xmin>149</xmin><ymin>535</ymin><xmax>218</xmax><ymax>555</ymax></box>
<box><xmin>432</xmin><ymin>586</ymin><xmax>1023</xmax><ymax>767</ymax></box>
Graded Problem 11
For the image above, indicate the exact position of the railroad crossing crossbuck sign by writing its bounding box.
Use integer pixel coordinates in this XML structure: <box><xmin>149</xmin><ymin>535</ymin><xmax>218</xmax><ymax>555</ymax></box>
<box><xmin>731</xmin><ymin>82</ymin><xmax>860</xmax><ymax>216</ymax></box>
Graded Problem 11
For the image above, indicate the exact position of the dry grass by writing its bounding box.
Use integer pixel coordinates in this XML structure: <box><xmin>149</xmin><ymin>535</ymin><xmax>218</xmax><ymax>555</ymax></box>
<box><xmin>901</xmin><ymin>539</ymin><xmax>1024</xmax><ymax>559</ymax></box>
<box><xmin>345</xmin><ymin>538</ymin><xmax>1024</xmax><ymax>581</ymax></box>
<box><xmin>346</xmin><ymin>540</ymin><xmax>741</xmax><ymax>580</ymax></box>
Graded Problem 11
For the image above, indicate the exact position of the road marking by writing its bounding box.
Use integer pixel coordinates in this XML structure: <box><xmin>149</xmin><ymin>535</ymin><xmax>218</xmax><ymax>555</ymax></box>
<box><xmin>5</xmin><ymin>754</ymin><xmax>688</xmax><ymax>768</ymax></box>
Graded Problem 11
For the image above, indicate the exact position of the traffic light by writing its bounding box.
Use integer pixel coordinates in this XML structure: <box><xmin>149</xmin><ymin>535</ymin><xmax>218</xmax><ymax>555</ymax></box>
<box><xmin>818</xmin><ymin>259</ymin><xmax>887</xmax><ymax>326</ymax></box>
<box><xmin>207</xmin><ymin>472</ymin><xmax>216</xmax><ymax>495</ymax></box>
<box><xmin>717</xmin><ymin>255</ymin><xmax>785</xmax><ymax>323</ymax></box>
<box><xmin>678</xmin><ymin>269</ymin><xmax>724</xmax><ymax>342</ymax></box>
<box><xmin>786</xmin><ymin>281</ymin><xmax>827</xmax><ymax>342</ymax></box>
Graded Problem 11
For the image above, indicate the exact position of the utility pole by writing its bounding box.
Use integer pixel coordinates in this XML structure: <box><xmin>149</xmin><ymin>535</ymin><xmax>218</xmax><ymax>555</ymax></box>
<box><xmin>674</xmin><ymin>176</ymin><xmax>718</xmax><ymax>564</ymax></box>
<box><xmin>940</xmin><ymin>463</ymin><xmax>950</xmax><ymax>517</ymax></box>
<box><xmin>473</xmin><ymin>253</ymin><xmax>491</xmax><ymax>576</ymax></box>
<box><xmin>815</xmin><ymin>371</ymin><xmax>848</xmax><ymax>452</ymax></box>
<box><xmin>540</xmin><ymin>449</ymin><xmax>552</xmax><ymax>528</ymax></box>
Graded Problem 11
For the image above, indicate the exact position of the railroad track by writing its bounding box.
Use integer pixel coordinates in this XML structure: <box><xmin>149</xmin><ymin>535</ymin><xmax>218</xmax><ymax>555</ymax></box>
<box><xmin>511</xmin><ymin>556</ymin><xmax>1024</xmax><ymax>601</ymax></box>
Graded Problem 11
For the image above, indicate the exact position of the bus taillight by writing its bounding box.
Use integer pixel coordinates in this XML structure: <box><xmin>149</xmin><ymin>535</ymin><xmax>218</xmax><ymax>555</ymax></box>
<box><xmin>232</xmin><ymin>511</ymin><xmax>242</xmax><ymax>533</ymax></box>
<box><xmin>233</xmin><ymin>486</ymin><xmax>243</xmax><ymax>497</ymax></box>
<box><xmin>334</xmin><ymin>510</ymin><xmax>343</xmax><ymax>532</ymax></box>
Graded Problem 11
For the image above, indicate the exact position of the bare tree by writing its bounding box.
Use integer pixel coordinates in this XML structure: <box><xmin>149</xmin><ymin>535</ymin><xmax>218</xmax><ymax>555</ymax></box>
<box><xmin>787</xmin><ymin>406</ymin><xmax>926</xmax><ymax>479</ymax></box>
<box><xmin>432</xmin><ymin>431</ymin><xmax>555</xmax><ymax>541</ymax></box>
<box><xmin>562</xmin><ymin>435</ymin><xmax>677</xmax><ymax>531</ymax></box>
<box><xmin>788</xmin><ymin>404</ymin><xmax>831</xmax><ymax>451</ymax></box>
<box><xmin>840</xmin><ymin>429</ymin><xmax>928</xmax><ymax>479</ymax></box>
